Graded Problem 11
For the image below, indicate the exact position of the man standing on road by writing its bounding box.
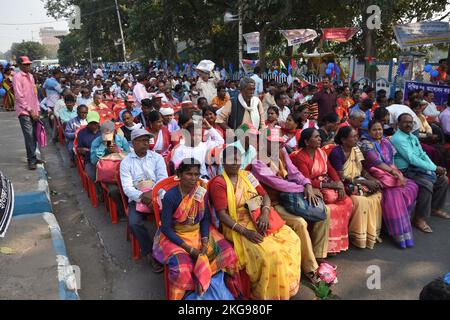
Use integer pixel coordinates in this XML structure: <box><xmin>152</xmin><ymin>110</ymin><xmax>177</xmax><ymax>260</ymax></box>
<box><xmin>43</xmin><ymin>68</ymin><xmax>63</xmax><ymax>110</ymax></box>
<box><xmin>13</xmin><ymin>56</ymin><xmax>42</xmax><ymax>170</ymax></box>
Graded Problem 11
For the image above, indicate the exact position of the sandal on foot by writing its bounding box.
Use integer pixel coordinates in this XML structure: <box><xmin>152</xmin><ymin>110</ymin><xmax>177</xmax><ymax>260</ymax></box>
<box><xmin>148</xmin><ymin>256</ymin><xmax>164</xmax><ymax>274</ymax></box>
<box><xmin>414</xmin><ymin>221</ymin><xmax>433</xmax><ymax>233</ymax></box>
<box><xmin>304</xmin><ymin>271</ymin><xmax>320</xmax><ymax>285</ymax></box>
<box><xmin>432</xmin><ymin>210</ymin><xmax>450</xmax><ymax>220</ymax></box>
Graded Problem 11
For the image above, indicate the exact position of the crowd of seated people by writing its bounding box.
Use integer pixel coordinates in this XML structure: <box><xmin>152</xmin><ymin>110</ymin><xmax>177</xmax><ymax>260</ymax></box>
<box><xmin>38</xmin><ymin>67</ymin><xmax>450</xmax><ymax>301</ymax></box>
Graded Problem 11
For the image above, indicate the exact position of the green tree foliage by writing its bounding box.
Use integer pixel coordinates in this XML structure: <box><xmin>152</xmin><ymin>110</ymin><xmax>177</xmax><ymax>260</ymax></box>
<box><xmin>11</xmin><ymin>41</ymin><xmax>48</xmax><ymax>61</ymax></box>
<box><xmin>45</xmin><ymin>0</ymin><xmax>134</xmax><ymax>64</ymax></box>
<box><xmin>44</xmin><ymin>0</ymin><xmax>449</xmax><ymax>69</ymax></box>
<box><xmin>57</xmin><ymin>31</ymin><xmax>86</xmax><ymax>66</ymax></box>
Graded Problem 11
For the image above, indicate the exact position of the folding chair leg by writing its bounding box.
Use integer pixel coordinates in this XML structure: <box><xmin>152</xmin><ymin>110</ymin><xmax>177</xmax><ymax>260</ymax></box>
<box><xmin>164</xmin><ymin>267</ymin><xmax>170</xmax><ymax>300</ymax></box>
<box><xmin>88</xmin><ymin>180</ymin><xmax>98</xmax><ymax>208</ymax></box>
<box><xmin>109</xmin><ymin>198</ymin><xmax>118</xmax><ymax>224</ymax></box>
<box><xmin>132</xmin><ymin>235</ymin><xmax>141</xmax><ymax>260</ymax></box>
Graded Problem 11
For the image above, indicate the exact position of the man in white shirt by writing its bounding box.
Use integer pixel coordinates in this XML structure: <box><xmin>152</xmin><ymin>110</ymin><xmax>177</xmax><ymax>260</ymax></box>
<box><xmin>196</xmin><ymin>71</ymin><xmax>219</xmax><ymax>105</ymax></box>
<box><xmin>275</xmin><ymin>92</ymin><xmax>291</xmax><ymax>125</ymax></box>
<box><xmin>133</xmin><ymin>74</ymin><xmax>149</xmax><ymax>109</ymax></box>
<box><xmin>250</xmin><ymin>66</ymin><xmax>264</xmax><ymax>98</ymax></box>
<box><xmin>76</xmin><ymin>88</ymin><xmax>93</xmax><ymax>107</ymax></box>
<box><xmin>387</xmin><ymin>103</ymin><xmax>421</xmax><ymax>134</ymax></box>
<box><xmin>94</xmin><ymin>65</ymin><xmax>104</xmax><ymax>79</ymax></box>
<box><xmin>91</xmin><ymin>78</ymin><xmax>104</xmax><ymax>96</ymax></box>
<box><xmin>171</xmin><ymin>121</ymin><xmax>224</xmax><ymax>179</ymax></box>
<box><xmin>120</xmin><ymin>128</ymin><xmax>168</xmax><ymax>273</ymax></box>
<box><xmin>263</xmin><ymin>86</ymin><xmax>277</xmax><ymax>114</ymax></box>
<box><xmin>423</xmin><ymin>91</ymin><xmax>440</xmax><ymax>118</ymax></box>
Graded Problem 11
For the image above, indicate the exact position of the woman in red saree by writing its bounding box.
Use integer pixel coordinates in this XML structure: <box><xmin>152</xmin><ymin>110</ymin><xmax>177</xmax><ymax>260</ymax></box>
<box><xmin>153</xmin><ymin>159</ymin><xmax>241</xmax><ymax>300</ymax></box>
<box><xmin>290</xmin><ymin>128</ymin><xmax>353</xmax><ymax>254</ymax></box>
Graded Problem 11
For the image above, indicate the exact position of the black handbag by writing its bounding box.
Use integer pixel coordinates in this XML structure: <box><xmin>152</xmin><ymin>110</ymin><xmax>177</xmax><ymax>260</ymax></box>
<box><xmin>279</xmin><ymin>192</ymin><xmax>327</xmax><ymax>222</ymax></box>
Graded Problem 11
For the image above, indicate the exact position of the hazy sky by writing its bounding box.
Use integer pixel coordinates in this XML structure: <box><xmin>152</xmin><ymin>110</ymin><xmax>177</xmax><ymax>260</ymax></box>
<box><xmin>0</xmin><ymin>0</ymin><xmax>68</xmax><ymax>52</ymax></box>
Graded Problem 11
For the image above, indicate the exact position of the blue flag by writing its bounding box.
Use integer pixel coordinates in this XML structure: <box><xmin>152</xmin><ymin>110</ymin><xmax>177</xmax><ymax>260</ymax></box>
<box><xmin>228</xmin><ymin>63</ymin><xmax>233</xmax><ymax>74</ymax></box>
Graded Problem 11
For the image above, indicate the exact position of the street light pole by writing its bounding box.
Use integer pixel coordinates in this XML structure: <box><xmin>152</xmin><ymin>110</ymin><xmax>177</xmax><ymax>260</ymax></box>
<box><xmin>88</xmin><ymin>38</ymin><xmax>93</xmax><ymax>68</ymax></box>
<box><xmin>114</xmin><ymin>0</ymin><xmax>127</xmax><ymax>62</ymax></box>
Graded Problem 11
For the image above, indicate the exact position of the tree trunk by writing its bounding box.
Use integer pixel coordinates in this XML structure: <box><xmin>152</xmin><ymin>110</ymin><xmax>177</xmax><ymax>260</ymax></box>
<box><xmin>256</xmin><ymin>0</ymin><xmax>293</xmax><ymax>72</ymax></box>
<box><xmin>362</xmin><ymin>1</ymin><xmax>377</xmax><ymax>84</ymax></box>
<box><xmin>259</xmin><ymin>28</ymin><xmax>268</xmax><ymax>71</ymax></box>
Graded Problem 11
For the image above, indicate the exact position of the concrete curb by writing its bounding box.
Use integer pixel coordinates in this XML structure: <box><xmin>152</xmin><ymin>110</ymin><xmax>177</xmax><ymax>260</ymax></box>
<box><xmin>12</xmin><ymin>151</ymin><xmax>79</xmax><ymax>300</ymax></box>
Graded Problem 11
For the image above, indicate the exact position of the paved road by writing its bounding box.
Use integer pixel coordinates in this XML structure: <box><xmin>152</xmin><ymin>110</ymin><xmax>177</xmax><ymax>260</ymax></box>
<box><xmin>44</xmin><ymin>129</ymin><xmax>450</xmax><ymax>300</ymax></box>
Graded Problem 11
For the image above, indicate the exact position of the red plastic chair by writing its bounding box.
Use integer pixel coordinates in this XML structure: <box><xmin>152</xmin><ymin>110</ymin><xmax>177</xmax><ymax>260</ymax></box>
<box><xmin>54</xmin><ymin>116</ymin><xmax>65</xmax><ymax>145</ymax></box>
<box><xmin>152</xmin><ymin>176</ymin><xmax>181</xmax><ymax>300</ymax></box>
<box><xmin>100</xmin><ymin>182</ymin><xmax>119</xmax><ymax>224</ymax></box>
<box><xmin>74</xmin><ymin>131</ymin><xmax>98</xmax><ymax>209</ymax></box>
<box><xmin>116</xmin><ymin>168</ymin><xmax>156</xmax><ymax>260</ymax></box>
<box><xmin>73</xmin><ymin>127</ymin><xmax>97</xmax><ymax>207</ymax></box>
<box><xmin>116</xmin><ymin>168</ymin><xmax>143</xmax><ymax>260</ymax></box>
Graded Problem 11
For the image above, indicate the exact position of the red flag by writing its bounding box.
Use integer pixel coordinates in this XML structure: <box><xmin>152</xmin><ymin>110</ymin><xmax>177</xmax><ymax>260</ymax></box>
<box><xmin>322</xmin><ymin>27</ymin><xmax>359</xmax><ymax>42</ymax></box>
<box><xmin>290</xmin><ymin>59</ymin><xmax>298</xmax><ymax>70</ymax></box>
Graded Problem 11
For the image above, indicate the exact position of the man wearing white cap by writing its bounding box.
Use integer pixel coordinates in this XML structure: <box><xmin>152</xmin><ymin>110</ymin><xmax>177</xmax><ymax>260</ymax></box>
<box><xmin>120</xmin><ymin>129</ymin><xmax>168</xmax><ymax>273</ymax></box>
<box><xmin>195</xmin><ymin>60</ymin><xmax>221</xmax><ymax>104</ymax></box>
<box><xmin>160</xmin><ymin>107</ymin><xmax>180</xmax><ymax>133</ymax></box>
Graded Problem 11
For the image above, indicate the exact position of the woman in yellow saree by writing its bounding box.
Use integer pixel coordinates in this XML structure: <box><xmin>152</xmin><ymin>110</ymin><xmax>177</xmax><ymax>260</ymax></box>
<box><xmin>1</xmin><ymin>65</ymin><xmax>15</xmax><ymax>111</ymax></box>
<box><xmin>153</xmin><ymin>158</ymin><xmax>242</xmax><ymax>300</ymax></box>
<box><xmin>209</xmin><ymin>146</ymin><xmax>301</xmax><ymax>300</ymax></box>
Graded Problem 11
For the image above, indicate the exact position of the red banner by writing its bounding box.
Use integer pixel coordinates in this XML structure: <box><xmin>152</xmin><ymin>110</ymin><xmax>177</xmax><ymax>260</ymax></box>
<box><xmin>322</xmin><ymin>28</ymin><xmax>359</xmax><ymax>42</ymax></box>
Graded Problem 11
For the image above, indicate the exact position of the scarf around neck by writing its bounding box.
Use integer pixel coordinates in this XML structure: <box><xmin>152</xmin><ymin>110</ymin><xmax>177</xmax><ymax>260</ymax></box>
<box><xmin>238</xmin><ymin>93</ymin><xmax>260</xmax><ymax>129</ymax></box>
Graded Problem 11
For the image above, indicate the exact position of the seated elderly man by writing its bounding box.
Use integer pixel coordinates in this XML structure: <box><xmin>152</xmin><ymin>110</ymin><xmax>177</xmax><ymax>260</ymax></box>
<box><xmin>338</xmin><ymin>109</ymin><xmax>366</xmax><ymax>134</ymax></box>
<box><xmin>250</xmin><ymin>127</ymin><xmax>330</xmax><ymax>284</ymax></box>
<box><xmin>90</xmin><ymin>120</ymin><xmax>130</xmax><ymax>219</ymax></box>
<box><xmin>64</xmin><ymin>104</ymin><xmax>88</xmax><ymax>168</ymax></box>
<box><xmin>88</xmin><ymin>93</ymin><xmax>109</xmax><ymax>112</ymax></box>
<box><xmin>216</xmin><ymin>77</ymin><xmax>266</xmax><ymax>131</ymax></box>
<box><xmin>391</xmin><ymin>113</ymin><xmax>449</xmax><ymax>233</ymax></box>
<box><xmin>120</xmin><ymin>128</ymin><xmax>168</xmax><ymax>272</ymax></box>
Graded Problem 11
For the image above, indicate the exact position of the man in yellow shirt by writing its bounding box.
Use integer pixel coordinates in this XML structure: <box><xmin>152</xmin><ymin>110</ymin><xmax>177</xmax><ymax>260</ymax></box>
<box><xmin>88</xmin><ymin>93</ymin><xmax>109</xmax><ymax>112</ymax></box>
<box><xmin>211</xmin><ymin>84</ymin><xmax>230</xmax><ymax>112</ymax></box>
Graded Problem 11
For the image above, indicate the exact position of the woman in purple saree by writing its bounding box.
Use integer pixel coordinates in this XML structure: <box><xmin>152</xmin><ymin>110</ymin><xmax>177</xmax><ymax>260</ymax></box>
<box><xmin>359</xmin><ymin>120</ymin><xmax>419</xmax><ymax>249</ymax></box>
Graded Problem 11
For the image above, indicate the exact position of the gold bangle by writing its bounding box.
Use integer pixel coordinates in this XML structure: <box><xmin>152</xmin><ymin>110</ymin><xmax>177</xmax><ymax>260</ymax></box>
<box><xmin>231</xmin><ymin>222</ymin><xmax>238</xmax><ymax>232</ymax></box>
